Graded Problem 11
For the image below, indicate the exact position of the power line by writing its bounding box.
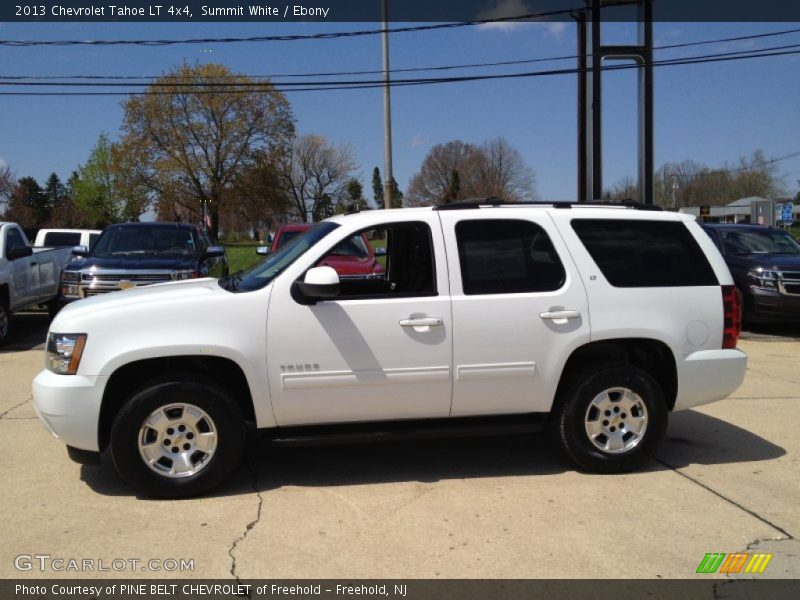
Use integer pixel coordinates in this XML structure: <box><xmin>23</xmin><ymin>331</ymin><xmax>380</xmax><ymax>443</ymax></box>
<box><xmin>3</xmin><ymin>45</ymin><xmax>800</xmax><ymax>95</ymax></box>
<box><xmin>3</xmin><ymin>26</ymin><xmax>799</xmax><ymax>81</ymax></box>
<box><xmin>0</xmin><ymin>6</ymin><xmax>593</xmax><ymax>47</ymax></box>
<box><xmin>2</xmin><ymin>44</ymin><xmax>799</xmax><ymax>97</ymax></box>
<box><xmin>2</xmin><ymin>42</ymin><xmax>799</xmax><ymax>90</ymax></box>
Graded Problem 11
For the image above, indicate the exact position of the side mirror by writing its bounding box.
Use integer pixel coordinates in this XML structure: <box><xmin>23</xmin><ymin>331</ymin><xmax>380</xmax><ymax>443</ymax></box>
<box><xmin>71</xmin><ymin>245</ymin><xmax>89</xmax><ymax>257</ymax></box>
<box><xmin>6</xmin><ymin>246</ymin><xmax>33</xmax><ymax>261</ymax></box>
<box><xmin>374</xmin><ymin>247</ymin><xmax>387</xmax><ymax>257</ymax></box>
<box><xmin>204</xmin><ymin>245</ymin><xmax>225</xmax><ymax>259</ymax></box>
<box><xmin>256</xmin><ymin>246</ymin><xmax>271</xmax><ymax>256</ymax></box>
<box><xmin>293</xmin><ymin>266</ymin><xmax>340</xmax><ymax>304</ymax></box>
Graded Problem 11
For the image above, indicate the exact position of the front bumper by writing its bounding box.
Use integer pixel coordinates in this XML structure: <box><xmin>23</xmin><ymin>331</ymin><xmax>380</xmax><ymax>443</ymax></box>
<box><xmin>32</xmin><ymin>369</ymin><xmax>108</xmax><ymax>452</ymax></box>
<box><xmin>673</xmin><ymin>349</ymin><xmax>747</xmax><ymax>411</ymax></box>
<box><xmin>744</xmin><ymin>286</ymin><xmax>800</xmax><ymax>322</ymax></box>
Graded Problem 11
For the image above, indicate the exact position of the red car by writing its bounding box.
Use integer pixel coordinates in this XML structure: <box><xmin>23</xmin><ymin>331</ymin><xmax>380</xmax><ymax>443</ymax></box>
<box><xmin>263</xmin><ymin>223</ymin><xmax>386</xmax><ymax>278</ymax></box>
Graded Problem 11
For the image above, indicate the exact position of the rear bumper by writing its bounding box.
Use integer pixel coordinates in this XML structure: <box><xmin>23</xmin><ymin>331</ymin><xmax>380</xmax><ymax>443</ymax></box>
<box><xmin>32</xmin><ymin>369</ymin><xmax>107</xmax><ymax>452</ymax></box>
<box><xmin>673</xmin><ymin>349</ymin><xmax>747</xmax><ymax>411</ymax></box>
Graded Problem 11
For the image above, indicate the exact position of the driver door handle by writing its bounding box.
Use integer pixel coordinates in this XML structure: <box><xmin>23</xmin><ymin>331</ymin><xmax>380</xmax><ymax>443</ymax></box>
<box><xmin>399</xmin><ymin>317</ymin><xmax>443</xmax><ymax>327</ymax></box>
<box><xmin>539</xmin><ymin>310</ymin><xmax>581</xmax><ymax>320</ymax></box>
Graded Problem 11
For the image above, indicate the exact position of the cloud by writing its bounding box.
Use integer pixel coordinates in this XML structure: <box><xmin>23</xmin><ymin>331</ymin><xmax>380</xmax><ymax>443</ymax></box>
<box><xmin>477</xmin><ymin>0</ymin><xmax>567</xmax><ymax>37</ymax></box>
<box><xmin>410</xmin><ymin>133</ymin><xmax>426</xmax><ymax>149</ymax></box>
<box><xmin>0</xmin><ymin>157</ymin><xmax>7</xmax><ymax>169</ymax></box>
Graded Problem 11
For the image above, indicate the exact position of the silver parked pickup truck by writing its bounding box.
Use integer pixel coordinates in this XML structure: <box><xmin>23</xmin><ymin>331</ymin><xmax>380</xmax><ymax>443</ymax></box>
<box><xmin>0</xmin><ymin>222</ymin><xmax>72</xmax><ymax>345</ymax></box>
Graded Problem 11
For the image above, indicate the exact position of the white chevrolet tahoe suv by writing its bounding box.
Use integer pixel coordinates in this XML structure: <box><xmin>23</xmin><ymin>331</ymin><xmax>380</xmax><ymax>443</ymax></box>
<box><xmin>33</xmin><ymin>201</ymin><xmax>747</xmax><ymax>497</ymax></box>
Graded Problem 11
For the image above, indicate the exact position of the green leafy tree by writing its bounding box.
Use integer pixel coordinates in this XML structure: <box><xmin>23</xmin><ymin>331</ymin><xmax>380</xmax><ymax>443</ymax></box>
<box><xmin>372</xmin><ymin>167</ymin><xmax>384</xmax><ymax>209</ymax></box>
<box><xmin>72</xmin><ymin>134</ymin><xmax>144</xmax><ymax>227</ymax></box>
<box><xmin>5</xmin><ymin>176</ymin><xmax>48</xmax><ymax>229</ymax></box>
<box><xmin>119</xmin><ymin>63</ymin><xmax>295</xmax><ymax>241</ymax></box>
<box><xmin>446</xmin><ymin>169</ymin><xmax>461</xmax><ymax>203</ymax></box>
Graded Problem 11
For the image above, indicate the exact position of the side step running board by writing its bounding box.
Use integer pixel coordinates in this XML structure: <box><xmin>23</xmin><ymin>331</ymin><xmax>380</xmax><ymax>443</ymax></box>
<box><xmin>262</xmin><ymin>414</ymin><xmax>548</xmax><ymax>447</ymax></box>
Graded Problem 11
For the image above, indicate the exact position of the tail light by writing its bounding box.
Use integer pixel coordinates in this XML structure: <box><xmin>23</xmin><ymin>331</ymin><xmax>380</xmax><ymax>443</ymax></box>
<box><xmin>721</xmin><ymin>285</ymin><xmax>741</xmax><ymax>349</ymax></box>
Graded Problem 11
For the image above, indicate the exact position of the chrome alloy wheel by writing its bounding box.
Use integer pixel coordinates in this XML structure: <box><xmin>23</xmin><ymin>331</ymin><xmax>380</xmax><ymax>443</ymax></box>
<box><xmin>584</xmin><ymin>387</ymin><xmax>649</xmax><ymax>454</ymax></box>
<box><xmin>137</xmin><ymin>403</ymin><xmax>217</xmax><ymax>478</ymax></box>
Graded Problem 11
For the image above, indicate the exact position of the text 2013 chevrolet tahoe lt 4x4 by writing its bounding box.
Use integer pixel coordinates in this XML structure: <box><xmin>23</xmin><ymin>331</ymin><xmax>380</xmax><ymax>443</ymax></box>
<box><xmin>33</xmin><ymin>201</ymin><xmax>747</xmax><ymax>497</ymax></box>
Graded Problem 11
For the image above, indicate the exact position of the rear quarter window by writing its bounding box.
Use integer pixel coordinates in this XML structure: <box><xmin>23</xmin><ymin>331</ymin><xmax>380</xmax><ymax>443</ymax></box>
<box><xmin>571</xmin><ymin>219</ymin><xmax>718</xmax><ymax>287</ymax></box>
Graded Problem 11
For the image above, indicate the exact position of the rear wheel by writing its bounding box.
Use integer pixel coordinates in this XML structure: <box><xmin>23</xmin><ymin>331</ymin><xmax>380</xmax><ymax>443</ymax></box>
<box><xmin>110</xmin><ymin>375</ymin><xmax>245</xmax><ymax>498</ymax></box>
<box><xmin>554</xmin><ymin>364</ymin><xmax>667</xmax><ymax>473</ymax></box>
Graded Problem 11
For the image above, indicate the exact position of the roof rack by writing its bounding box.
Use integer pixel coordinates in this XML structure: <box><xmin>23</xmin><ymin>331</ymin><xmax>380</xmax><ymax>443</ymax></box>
<box><xmin>433</xmin><ymin>198</ymin><xmax>662</xmax><ymax>211</ymax></box>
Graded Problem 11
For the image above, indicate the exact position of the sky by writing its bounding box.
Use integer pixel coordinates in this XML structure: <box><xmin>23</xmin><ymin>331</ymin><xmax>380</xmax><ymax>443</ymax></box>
<box><xmin>0</xmin><ymin>19</ymin><xmax>799</xmax><ymax>204</ymax></box>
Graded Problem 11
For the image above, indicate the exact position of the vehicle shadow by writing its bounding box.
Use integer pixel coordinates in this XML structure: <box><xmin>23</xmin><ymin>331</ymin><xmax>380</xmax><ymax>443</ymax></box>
<box><xmin>79</xmin><ymin>409</ymin><xmax>786</xmax><ymax>499</ymax></box>
<box><xmin>0</xmin><ymin>311</ymin><xmax>50</xmax><ymax>353</ymax></box>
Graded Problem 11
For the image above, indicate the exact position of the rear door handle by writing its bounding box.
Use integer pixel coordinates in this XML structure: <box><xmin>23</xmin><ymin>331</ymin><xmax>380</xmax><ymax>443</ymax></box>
<box><xmin>539</xmin><ymin>310</ymin><xmax>581</xmax><ymax>320</ymax></box>
<box><xmin>399</xmin><ymin>317</ymin><xmax>443</xmax><ymax>327</ymax></box>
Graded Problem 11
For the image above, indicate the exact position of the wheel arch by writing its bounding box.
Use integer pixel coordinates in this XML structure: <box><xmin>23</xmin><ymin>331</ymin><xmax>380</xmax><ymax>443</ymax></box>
<box><xmin>98</xmin><ymin>355</ymin><xmax>255</xmax><ymax>451</ymax></box>
<box><xmin>553</xmin><ymin>338</ymin><xmax>678</xmax><ymax>415</ymax></box>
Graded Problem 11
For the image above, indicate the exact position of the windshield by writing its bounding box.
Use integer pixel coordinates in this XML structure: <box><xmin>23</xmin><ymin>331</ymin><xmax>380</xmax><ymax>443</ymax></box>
<box><xmin>277</xmin><ymin>229</ymin><xmax>305</xmax><ymax>248</ymax></box>
<box><xmin>92</xmin><ymin>226</ymin><xmax>199</xmax><ymax>258</ymax></box>
<box><xmin>224</xmin><ymin>221</ymin><xmax>339</xmax><ymax>292</ymax></box>
<box><xmin>721</xmin><ymin>229</ymin><xmax>800</xmax><ymax>256</ymax></box>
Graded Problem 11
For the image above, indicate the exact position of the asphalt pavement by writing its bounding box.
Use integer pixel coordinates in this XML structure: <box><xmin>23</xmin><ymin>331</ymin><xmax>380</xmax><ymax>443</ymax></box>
<box><xmin>1</xmin><ymin>311</ymin><xmax>797</xmax><ymax>580</ymax></box>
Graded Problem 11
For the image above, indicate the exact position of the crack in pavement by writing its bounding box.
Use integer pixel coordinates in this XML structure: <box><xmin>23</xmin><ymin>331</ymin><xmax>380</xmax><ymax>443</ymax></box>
<box><xmin>654</xmin><ymin>457</ymin><xmax>795</xmax><ymax>540</ymax></box>
<box><xmin>227</xmin><ymin>457</ymin><xmax>264</xmax><ymax>593</ymax></box>
<box><xmin>0</xmin><ymin>397</ymin><xmax>32</xmax><ymax>420</ymax></box>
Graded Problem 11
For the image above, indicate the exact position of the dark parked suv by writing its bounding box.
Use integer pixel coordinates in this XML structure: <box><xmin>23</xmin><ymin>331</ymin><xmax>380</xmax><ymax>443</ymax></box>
<box><xmin>59</xmin><ymin>222</ymin><xmax>228</xmax><ymax>302</ymax></box>
<box><xmin>702</xmin><ymin>223</ymin><xmax>800</xmax><ymax>323</ymax></box>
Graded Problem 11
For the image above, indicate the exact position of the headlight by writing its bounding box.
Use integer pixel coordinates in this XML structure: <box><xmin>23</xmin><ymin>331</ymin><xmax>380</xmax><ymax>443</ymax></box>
<box><xmin>60</xmin><ymin>270</ymin><xmax>81</xmax><ymax>283</ymax></box>
<box><xmin>747</xmin><ymin>268</ymin><xmax>778</xmax><ymax>289</ymax></box>
<box><xmin>46</xmin><ymin>333</ymin><xmax>87</xmax><ymax>375</ymax></box>
<box><xmin>172</xmin><ymin>270</ymin><xmax>200</xmax><ymax>281</ymax></box>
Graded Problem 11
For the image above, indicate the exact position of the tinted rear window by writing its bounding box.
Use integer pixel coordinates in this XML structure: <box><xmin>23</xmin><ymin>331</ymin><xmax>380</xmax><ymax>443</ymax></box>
<box><xmin>571</xmin><ymin>219</ymin><xmax>718</xmax><ymax>287</ymax></box>
<box><xmin>456</xmin><ymin>219</ymin><xmax>566</xmax><ymax>295</ymax></box>
<box><xmin>44</xmin><ymin>232</ymin><xmax>81</xmax><ymax>247</ymax></box>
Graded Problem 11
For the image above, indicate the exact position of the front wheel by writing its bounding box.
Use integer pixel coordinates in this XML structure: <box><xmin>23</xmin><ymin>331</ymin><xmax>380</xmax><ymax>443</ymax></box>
<box><xmin>110</xmin><ymin>375</ymin><xmax>246</xmax><ymax>498</ymax></box>
<box><xmin>554</xmin><ymin>364</ymin><xmax>667</xmax><ymax>473</ymax></box>
<box><xmin>0</xmin><ymin>301</ymin><xmax>9</xmax><ymax>346</ymax></box>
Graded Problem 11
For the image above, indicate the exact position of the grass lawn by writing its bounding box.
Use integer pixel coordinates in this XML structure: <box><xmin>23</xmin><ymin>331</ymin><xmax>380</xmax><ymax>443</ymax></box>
<box><xmin>224</xmin><ymin>243</ymin><xmax>265</xmax><ymax>274</ymax></box>
<box><xmin>224</xmin><ymin>234</ymin><xmax>389</xmax><ymax>274</ymax></box>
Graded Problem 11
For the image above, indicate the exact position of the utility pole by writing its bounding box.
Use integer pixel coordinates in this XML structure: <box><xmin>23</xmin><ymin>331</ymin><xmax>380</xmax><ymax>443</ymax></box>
<box><xmin>381</xmin><ymin>0</ymin><xmax>395</xmax><ymax>209</ymax></box>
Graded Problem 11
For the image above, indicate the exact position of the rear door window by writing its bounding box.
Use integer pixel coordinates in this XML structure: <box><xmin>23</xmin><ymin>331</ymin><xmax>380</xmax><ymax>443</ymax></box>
<box><xmin>571</xmin><ymin>219</ymin><xmax>718</xmax><ymax>287</ymax></box>
<box><xmin>455</xmin><ymin>219</ymin><xmax>566</xmax><ymax>295</ymax></box>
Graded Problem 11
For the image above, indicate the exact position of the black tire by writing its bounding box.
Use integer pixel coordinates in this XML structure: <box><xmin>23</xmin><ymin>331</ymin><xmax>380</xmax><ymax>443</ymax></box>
<box><xmin>0</xmin><ymin>300</ymin><xmax>8</xmax><ymax>346</ymax></box>
<box><xmin>554</xmin><ymin>363</ymin><xmax>667</xmax><ymax>473</ymax></box>
<box><xmin>110</xmin><ymin>374</ymin><xmax>246</xmax><ymax>498</ymax></box>
<box><xmin>46</xmin><ymin>299</ymin><xmax>61</xmax><ymax>319</ymax></box>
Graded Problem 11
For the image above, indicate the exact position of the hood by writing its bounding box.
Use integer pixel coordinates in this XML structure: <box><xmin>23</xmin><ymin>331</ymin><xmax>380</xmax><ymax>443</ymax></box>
<box><xmin>726</xmin><ymin>253</ymin><xmax>800</xmax><ymax>272</ymax></box>
<box><xmin>66</xmin><ymin>255</ymin><xmax>198</xmax><ymax>271</ymax></box>
<box><xmin>53</xmin><ymin>278</ymin><xmax>222</xmax><ymax>326</ymax></box>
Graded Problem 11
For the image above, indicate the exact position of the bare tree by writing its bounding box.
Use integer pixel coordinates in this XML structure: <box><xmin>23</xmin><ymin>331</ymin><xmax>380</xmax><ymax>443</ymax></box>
<box><xmin>472</xmin><ymin>138</ymin><xmax>538</xmax><ymax>202</ymax></box>
<box><xmin>604</xmin><ymin>176</ymin><xmax>639</xmax><ymax>201</ymax></box>
<box><xmin>406</xmin><ymin>140</ymin><xmax>481</xmax><ymax>206</ymax></box>
<box><xmin>0</xmin><ymin>165</ymin><xmax>14</xmax><ymax>216</ymax></box>
<box><xmin>280</xmin><ymin>134</ymin><xmax>357</xmax><ymax>222</ymax></box>
<box><xmin>407</xmin><ymin>138</ymin><xmax>537</xmax><ymax>206</ymax></box>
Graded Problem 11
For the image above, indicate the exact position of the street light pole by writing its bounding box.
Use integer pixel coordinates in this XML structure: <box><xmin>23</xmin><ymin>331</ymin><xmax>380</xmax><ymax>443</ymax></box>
<box><xmin>381</xmin><ymin>0</ymin><xmax>395</xmax><ymax>209</ymax></box>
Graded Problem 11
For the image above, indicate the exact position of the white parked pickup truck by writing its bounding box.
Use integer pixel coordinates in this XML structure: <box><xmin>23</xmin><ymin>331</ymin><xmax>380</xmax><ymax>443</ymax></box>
<box><xmin>33</xmin><ymin>201</ymin><xmax>747</xmax><ymax>497</ymax></box>
<box><xmin>0</xmin><ymin>222</ymin><xmax>72</xmax><ymax>345</ymax></box>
